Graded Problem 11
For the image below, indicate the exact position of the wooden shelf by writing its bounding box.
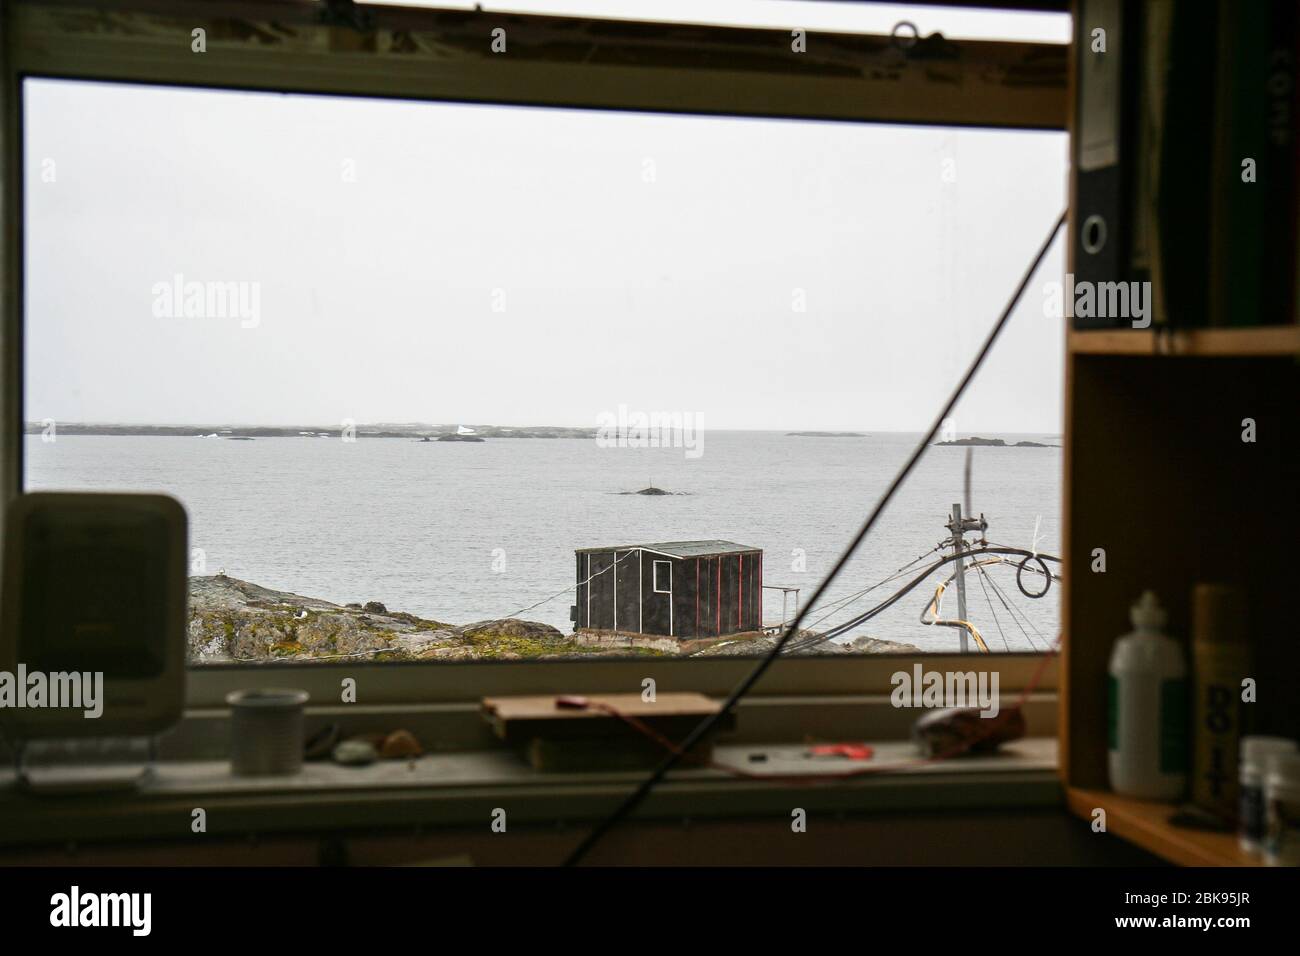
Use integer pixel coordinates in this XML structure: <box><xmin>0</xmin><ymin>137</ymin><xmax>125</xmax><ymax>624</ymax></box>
<box><xmin>1069</xmin><ymin>326</ymin><xmax>1300</xmax><ymax>357</ymax></box>
<box><xmin>1066</xmin><ymin>787</ymin><xmax>1263</xmax><ymax>867</ymax></box>
<box><xmin>1060</xmin><ymin>358</ymin><xmax>1300</xmax><ymax>858</ymax></box>
<box><xmin>1058</xmin><ymin>5</ymin><xmax>1300</xmax><ymax>870</ymax></box>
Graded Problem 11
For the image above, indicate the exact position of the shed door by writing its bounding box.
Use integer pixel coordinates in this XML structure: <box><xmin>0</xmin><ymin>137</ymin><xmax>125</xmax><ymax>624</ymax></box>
<box><xmin>614</xmin><ymin>548</ymin><xmax>641</xmax><ymax>632</ymax></box>
<box><xmin>586</xmin><ymin>551</ymin><xmax>615</xmax><ymax>630</ymax></box>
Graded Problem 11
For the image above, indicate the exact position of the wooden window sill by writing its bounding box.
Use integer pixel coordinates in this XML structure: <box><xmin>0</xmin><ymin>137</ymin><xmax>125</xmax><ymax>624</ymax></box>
<box><xmin>0</xmin><ymin>738</ymin><xmax>1058</xmax><ymax>848</ymax></box>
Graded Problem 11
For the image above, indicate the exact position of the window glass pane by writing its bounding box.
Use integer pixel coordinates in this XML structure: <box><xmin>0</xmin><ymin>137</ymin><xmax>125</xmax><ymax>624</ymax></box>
<box><xmin>23</xmin><ymin>78</ymin><xmax>1066</xmax><ymax>664</ymax></box>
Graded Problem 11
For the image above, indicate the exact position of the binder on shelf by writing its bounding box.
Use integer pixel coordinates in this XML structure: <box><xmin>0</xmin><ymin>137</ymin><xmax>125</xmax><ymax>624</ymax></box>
<box><xmin>1072</xmin><ymin>0</ymin><xmax>1143</xmax><ymax>331</ymax></box>
<box><xmin>1264</xmin><ymin>0</ymin><xmax>1298</xmax><ymax>328</ymax></box>
<box><xmin>1247</xmin><ymin>0</ymin><xmax>1296</xmax><ymax>327</ymax></box>
<box><xmin>1209</xmin><ymin>1</ymin><xmax>1299</xmax><ymax>328</ymax></box>
<box><xmin>1154</xmin><ymin>0</ymin><xmax>1217</xmax><ymax>331</ymax></box>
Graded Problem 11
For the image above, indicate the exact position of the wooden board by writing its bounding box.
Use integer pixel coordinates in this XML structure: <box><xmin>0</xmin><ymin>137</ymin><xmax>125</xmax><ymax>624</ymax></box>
<box><xmin>481</xmin><ymin>692</ymin><xmax>731</xmax><ymax>746</ymax></box>
<box><xmin>527</xmin><ymin>737</ymin><xmax>715</xmax><ymax>773</ymax></box>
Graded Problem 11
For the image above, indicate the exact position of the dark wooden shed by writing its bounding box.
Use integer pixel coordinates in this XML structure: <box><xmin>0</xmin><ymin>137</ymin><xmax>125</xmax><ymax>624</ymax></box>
<box><xmin>572</xmin><ymin>540</ymin><xmax>762</xmax><ymax>639</ymax></box>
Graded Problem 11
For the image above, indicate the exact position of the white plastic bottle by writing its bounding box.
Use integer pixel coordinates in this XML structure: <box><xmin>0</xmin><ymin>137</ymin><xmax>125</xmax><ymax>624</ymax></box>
<box><xmin>1108</xmin><ymin>591</ymin><xmax>1188</xmax><ymax>799</ymax></box>
<box><xmin>1264</xmin><ymin>753</ymin><xmax>1300</xmax><ymax>866</ymax></box>
<box><xmin>1239</xmin><ymin>737</ymin><xmax>1297</xmax><ymax>853</ymax></box>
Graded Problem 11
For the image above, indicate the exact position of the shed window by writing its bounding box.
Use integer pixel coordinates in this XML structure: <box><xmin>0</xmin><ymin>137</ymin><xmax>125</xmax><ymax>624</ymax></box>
<box><xmin>653</xmin><ymin>561</ymin><xmax>672</xmax><ymax>594</ymax></box>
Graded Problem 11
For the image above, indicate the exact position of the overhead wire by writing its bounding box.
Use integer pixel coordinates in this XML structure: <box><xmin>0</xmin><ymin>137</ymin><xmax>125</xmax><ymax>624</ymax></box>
<box><xmin>799</xmin><ymin>542</ymin><xmax>945</xmax><ymax>634</ymax></box>
<box><xmin>503</xmin><ymin>549</ymin><xmax>637</xmax><ymax>618</ymax></box>
<box><xmin>983</xmin><ymin>567</ymin><xmax>1049</xmax><ymax>652</ymax></box>
<box><xmin>974</xmin><ymin>562</ymin><xmax>1010</xmax><ymax>652</ymax></box>
<box><xmin>980</xmin><ymin>562</ymin><xmax>1036</xmax><ymax>651</ymax></box>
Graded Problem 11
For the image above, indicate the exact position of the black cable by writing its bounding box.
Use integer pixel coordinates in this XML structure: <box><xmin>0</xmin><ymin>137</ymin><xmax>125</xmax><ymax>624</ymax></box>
<box><xmin>561</xmin><ymin>209</ymin><xmax>1066</xmax><ymax>867</ymax></box>
<box><xmin>801</xmin><ymin>543</ymin><xmax>941</xmax><ymax>633</ymax></box>
<box><xmin>1016</xmin><ymin>554</ymin><xmax>1052</xmax><ymax>598</ymax></box>
<box><xmin>812</xmin><ymin>545</ymin><xmax>1059</xmax><ymax>645</ymax></box>
<box><xmin>803</xmin><ymin>546</ymin><xmax>1059</xmax><ymax>648</ymax></box>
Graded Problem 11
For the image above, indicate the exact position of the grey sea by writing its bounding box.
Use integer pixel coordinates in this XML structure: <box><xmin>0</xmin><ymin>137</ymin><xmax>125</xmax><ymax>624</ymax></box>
<box><xmin>24</xmin><ymin>430</ymin><xmax>1061</xmax><ymax>653</ymax></box>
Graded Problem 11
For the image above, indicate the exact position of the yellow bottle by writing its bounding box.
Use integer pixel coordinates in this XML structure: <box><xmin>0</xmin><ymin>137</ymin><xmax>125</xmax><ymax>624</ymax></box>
<box><xmin>1191</xmin><ymin>584</ymin><xmax>1252</xmax><ymax>822</ymax></box>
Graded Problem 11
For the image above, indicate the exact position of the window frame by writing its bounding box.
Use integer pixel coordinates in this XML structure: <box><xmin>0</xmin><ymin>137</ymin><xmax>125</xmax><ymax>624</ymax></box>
<box><xmin>0</xmin><ymin>0</ymin><xmax>1068</xmax><ymax>712</ymax></box>
<box><xmin>652</xmin><ymin>559</ymin><xmax>672</xmax><ymax>595</ymax></box>
<box><xmin>180</xmin><ymin>652</ymin><xmax>1059</xmax><ymax>709</ymax></box>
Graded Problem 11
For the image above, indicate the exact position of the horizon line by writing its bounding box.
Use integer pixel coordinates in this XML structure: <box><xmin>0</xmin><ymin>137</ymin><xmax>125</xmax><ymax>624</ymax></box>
<box><xmin>24</xmin><ymin>420</ymin><xmax>1061</xmax><ymax>435</ymax></box>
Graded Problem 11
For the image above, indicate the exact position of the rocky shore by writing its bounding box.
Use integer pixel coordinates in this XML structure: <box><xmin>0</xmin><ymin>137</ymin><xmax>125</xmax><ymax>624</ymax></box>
<box><xmin>187</xmin><ymin>576</ymin><xmax>918</xmax><ymax>663</ymax></box>
<box><xmin>188</xmin><ymin>575</ymin><xmax>594</xmax><ymax>663</ymax></box>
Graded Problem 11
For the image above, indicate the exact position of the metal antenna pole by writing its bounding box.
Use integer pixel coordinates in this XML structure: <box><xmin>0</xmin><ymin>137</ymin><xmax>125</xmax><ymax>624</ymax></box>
<box><xmin>950</xmin><ymin>503</ymin><xmax>969</xmax><ymax>653</ymax></box>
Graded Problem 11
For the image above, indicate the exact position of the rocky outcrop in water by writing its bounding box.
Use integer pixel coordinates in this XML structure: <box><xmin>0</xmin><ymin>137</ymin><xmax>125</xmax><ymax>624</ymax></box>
<box><xmin>30</xmin><ymin>422</ymin><xmax>595</xmax><ymax>439</ymax></box>
<box><xmin>787</xmin><ymin>431</ymin><xmax>866</xmax><ymax>438</ymax></box>
<box><xmin>933</xmin><ymin>437</ymin><xmax>1056</xmax><ymax>448</ymax></box>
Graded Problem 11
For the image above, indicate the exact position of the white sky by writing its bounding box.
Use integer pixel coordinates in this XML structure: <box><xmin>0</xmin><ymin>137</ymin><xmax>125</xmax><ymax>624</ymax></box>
<box><xmin>23</xmin><ymin>5</ymin><xmax>1068</xmax><ymax>433</ymax></box>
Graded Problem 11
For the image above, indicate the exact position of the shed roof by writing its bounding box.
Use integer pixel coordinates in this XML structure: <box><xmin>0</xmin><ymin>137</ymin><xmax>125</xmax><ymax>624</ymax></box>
<box><xmin>575</xmin><ymin>540</ymin><xmax>760</xmax><ymax>558</ymax></box>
